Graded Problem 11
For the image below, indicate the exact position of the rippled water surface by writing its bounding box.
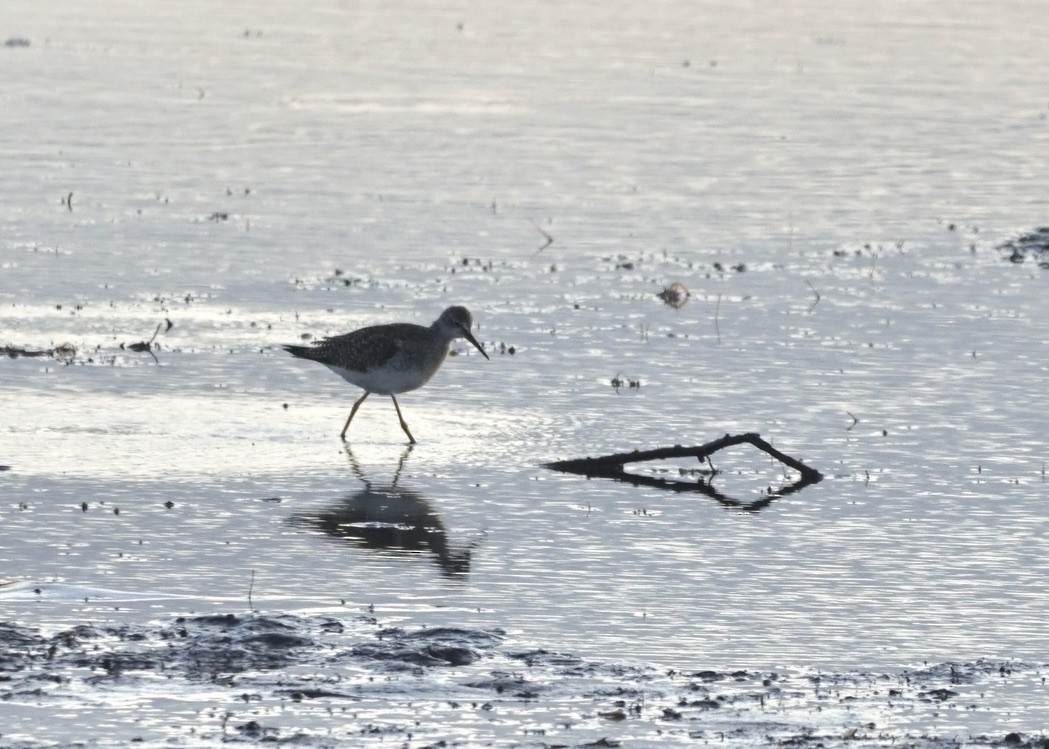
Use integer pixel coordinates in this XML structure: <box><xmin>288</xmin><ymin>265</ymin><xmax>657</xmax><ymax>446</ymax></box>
<box><xmin>2</xmin><ymin>0</ymin><xmax>1049</xmax><ymax>744</ymax></box>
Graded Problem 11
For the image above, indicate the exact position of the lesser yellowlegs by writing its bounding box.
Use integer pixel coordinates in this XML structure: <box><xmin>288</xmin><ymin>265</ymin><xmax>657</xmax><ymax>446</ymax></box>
<box><xmin>283</xmin><ymin>305</ymin><xmax>489</xmax><ymax>443</ymax></box>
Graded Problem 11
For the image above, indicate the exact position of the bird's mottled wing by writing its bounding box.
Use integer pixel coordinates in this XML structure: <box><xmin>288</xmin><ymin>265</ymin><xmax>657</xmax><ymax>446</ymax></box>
<box><xmin>315</xmin><ymin>324</ymin><xmax>413</xmax><ymax>372</ymax></box>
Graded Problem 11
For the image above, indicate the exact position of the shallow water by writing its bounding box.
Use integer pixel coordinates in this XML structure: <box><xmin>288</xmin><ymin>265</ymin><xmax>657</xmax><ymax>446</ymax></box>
<box><xmin>2</xmin><ymin>0</ymin><xmax>1049</xmax><ymax>745</ymax></box>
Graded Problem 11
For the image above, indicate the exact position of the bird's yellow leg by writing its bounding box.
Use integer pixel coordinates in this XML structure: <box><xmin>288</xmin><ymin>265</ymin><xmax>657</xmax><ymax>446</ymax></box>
<box><xmin>389</xmin><ymin>394</ymin><xmax>417</xmax><ymax>444</ymax></box>
<box><xmin>341</xmin><ymin>392</ymin><xmax>370</xmax><ymax>440</ymax></box>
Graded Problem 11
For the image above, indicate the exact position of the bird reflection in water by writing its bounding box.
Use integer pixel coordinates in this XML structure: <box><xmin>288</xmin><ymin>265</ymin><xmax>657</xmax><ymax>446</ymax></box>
<box><xmin>288</xmin><ymin>446</ymin><xmax>475</xmax><ymax>577</ymax></box>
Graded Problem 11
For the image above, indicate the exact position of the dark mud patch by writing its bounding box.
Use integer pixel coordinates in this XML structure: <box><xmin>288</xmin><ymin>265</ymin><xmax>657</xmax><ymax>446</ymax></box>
<box><xmin>1</xmin><ymin>613</ymin><xmax>1046</xmax><ymax>748</ymax></box>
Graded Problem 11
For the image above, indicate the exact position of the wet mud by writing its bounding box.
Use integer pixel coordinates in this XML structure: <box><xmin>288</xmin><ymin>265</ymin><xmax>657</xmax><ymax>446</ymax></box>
<box><xmin>1</xmin><ymin>612</ymin><xmax>1045</xmax><ymax>748</ymax></box>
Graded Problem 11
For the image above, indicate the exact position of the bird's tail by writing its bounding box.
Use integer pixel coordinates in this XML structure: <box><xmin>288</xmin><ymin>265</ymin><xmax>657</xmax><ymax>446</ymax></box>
<box><xmin>282</xmin><ymin>344</ymin><xmax>318</xmax><ymax>360</ymax></box>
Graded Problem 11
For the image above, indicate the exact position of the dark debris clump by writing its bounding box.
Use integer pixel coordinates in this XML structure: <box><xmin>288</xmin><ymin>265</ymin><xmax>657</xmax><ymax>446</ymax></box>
<box><xmin>998</xmin><ymin>227</ymin><xmax>1049</xmax><ymax>267</ymax></box>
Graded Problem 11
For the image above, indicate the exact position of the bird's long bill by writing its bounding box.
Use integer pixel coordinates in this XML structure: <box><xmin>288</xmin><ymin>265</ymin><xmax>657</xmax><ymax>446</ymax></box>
<box><xmin>463</xmin><ymin>329</ymin><xmax>490</xmax><ymax>360</ymax></box>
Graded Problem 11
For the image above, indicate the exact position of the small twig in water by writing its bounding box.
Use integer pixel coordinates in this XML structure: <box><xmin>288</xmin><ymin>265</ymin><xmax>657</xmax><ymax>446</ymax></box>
<box><xmin>531</xmin><ymin>220</ymin><xmax>554</xmax><ymax>252</ymax></box>
<box><xmin>846</xmin><ymin>411</ymin><xmax>858</xmax><ymax>431</ymax></box>
<box><xmin>714</xmin><ymin>294</ymin><xmax>722</xmax><ymax>344</ymax></box>
<box><xmin>805</xmin><ymin>280</ymin><xmax>821</xmax><ymax>312</ymax></box>
<box><xmin>248</xmin><ymin>569</ymin><xmax>255</xmax><ymax>611</ymax></box>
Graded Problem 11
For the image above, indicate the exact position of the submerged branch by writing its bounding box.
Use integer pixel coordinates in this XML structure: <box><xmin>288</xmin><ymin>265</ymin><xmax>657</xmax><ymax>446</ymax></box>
<box><xmin>545</xmin><ymin>432</ymin><xmax>823</xmax><ymax>508</ymax></box>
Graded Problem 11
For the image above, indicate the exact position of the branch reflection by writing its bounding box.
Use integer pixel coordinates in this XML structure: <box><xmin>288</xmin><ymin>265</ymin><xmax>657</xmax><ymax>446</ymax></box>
<box><xmin>607</xmin><ymin>469</ymin><xmax>816</xmax><ymax>512</ymax></box>
<box><xmin>550</xmin><ymin>465</ymin><xmax>818</xmax><ymax>512</ymax></box>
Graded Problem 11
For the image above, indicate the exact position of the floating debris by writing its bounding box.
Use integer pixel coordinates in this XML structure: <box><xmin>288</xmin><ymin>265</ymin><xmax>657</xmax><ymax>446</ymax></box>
<box><xmin>712</xmin><ymin>261</ymin><xmax>746</xmax><ymax>273</ymax></box>
<box><xmin>998</xmin><ymin>226</ymin><xmax>1049</xmax><ymax>267</ymax></box>
<box><xmin>610</xmin><ymin>373</ymin><xmax>641</xmax><ymax>392</ymax></box>
<box><xmin>120</xmin><ymin>319</ymin><xmax>172</xmax><ymax>363</ymax></box>
<box><xmin>2</xmin><ymin>345</ymin><xmax>51</xmax><ymax>359</ymax></box>
<box><xmin>2</xmin><ymin>342</ymin><xmax>76</xmax><ymax>364</ymax></box>
<box><xmin>327</xmin><ymin>268</ymin><xmax>364</xmax><ymax>287</ymax></box>
<box><xmin>657</xmin><ymin>281</ymin><xmax>690</xmax><ymax>309</ymax></box>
